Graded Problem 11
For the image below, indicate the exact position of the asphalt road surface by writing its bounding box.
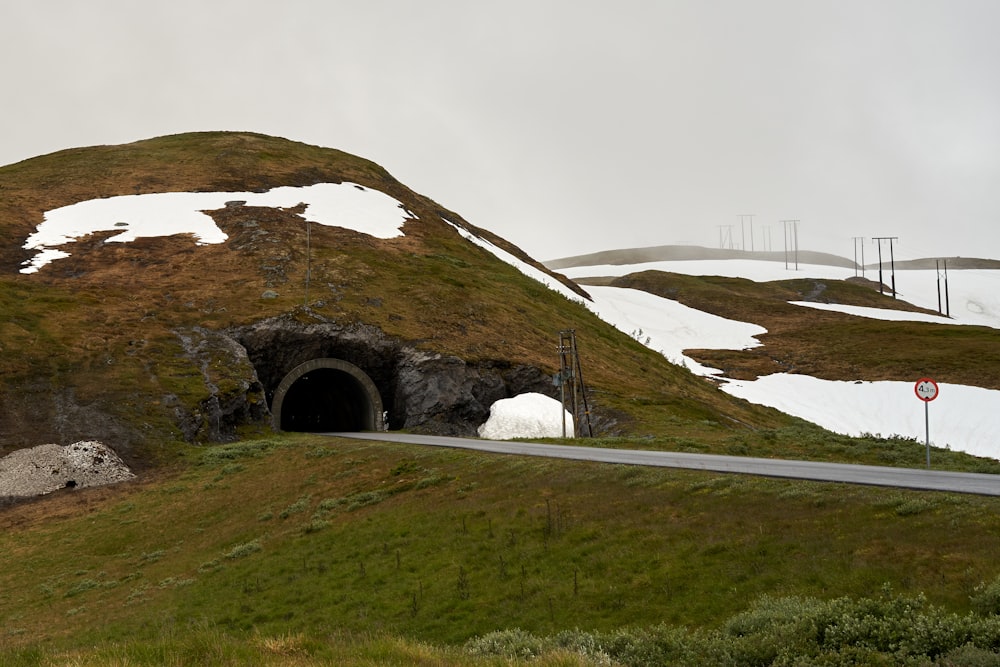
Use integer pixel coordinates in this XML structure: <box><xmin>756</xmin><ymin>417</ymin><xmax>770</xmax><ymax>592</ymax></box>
<box><xmin>327</xmin><ymin>432</ymin><xmax>1000</xmax><ymax>496</ymax></box>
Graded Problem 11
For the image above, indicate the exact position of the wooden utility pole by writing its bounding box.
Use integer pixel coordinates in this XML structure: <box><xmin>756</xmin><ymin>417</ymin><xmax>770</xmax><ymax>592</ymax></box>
<box><xmin>872</xmin><ymin>237</ymin><xmax>899</xmax><ymax>298</ymax></box>
<box><xmin>852</xmin><ymin>237</ymin><xmax>866</xmax><ymax>277</ymax></box>
<box><xmin>557</xmin><ymin>330</ymin><xmax>593</xmax><ymax>438</ymax></box>
<box><xmin>936</xmin><ymin>259</ymin><xmax>951</xmax><ymax>317</ymax></box>
<box><xmin>739</xmin><ymin>214</ymin><xmax>755</xmax><ymax>251</ymax></box>
<box><xmin>781</xmin><ymin>220</ymin><xmax>800</xmax><ymax>270</ymax></box>
<box><xmin>304</xmin><ymin>218</ymin><xmax>312</xmax><ymax>306</ymax></box>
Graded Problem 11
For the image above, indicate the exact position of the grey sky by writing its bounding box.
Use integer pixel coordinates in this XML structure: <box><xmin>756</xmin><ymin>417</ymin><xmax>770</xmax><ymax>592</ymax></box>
<box><xmin>4</xmin><ymin>0</ymin><xmax>999</xmax><ymax>261</ymax></box>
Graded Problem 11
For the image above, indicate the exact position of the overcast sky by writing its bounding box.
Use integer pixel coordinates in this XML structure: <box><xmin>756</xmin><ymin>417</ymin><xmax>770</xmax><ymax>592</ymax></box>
<box><xmin>4</xmin><ymin>0</ymin><xmax>999</xmax><ymax>262</ymax></box>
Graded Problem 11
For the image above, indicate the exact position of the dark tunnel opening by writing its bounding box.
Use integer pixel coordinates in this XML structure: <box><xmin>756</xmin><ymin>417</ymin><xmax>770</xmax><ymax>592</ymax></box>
<box><xmin>279</xmin><ymin>369</ymin><xmax>370</xmax><ymax>432</ymax></box>
<box><xmin>271</xmin><ymin>358</ymin><xmax>384</xmax><ymax>433</ymax></box>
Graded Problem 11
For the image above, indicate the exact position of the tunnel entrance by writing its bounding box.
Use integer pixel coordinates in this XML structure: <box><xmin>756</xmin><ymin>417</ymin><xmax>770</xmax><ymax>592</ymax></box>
<box><xmin>271</xmin><ymin>358</ymin><xmax>384</xmax><ymax>432</ymax></box>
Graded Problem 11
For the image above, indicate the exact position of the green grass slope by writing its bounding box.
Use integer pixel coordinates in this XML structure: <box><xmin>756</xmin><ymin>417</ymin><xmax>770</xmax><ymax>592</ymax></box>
<box><xmin>3</xmin><ymin>434</ymin><xmax>1000</xmax><ymax>664</ymax></box>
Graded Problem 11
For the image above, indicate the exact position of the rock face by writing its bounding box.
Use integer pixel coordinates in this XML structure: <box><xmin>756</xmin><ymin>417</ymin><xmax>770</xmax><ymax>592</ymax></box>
<box><xmin>233</xmin><ymin>312</ymin><xmax>557</xmax><ymax>436</ymax></box>
<box><xmin>170</xmin><ymin>309</ymin><xmax>620</xmax><ymax>443</ymax></box>
<box><xmin>0</xmin><ymin>441</ymin><xmax>135</xmax><ymax>498</ymax></box>
<box><xmin>172</xmin><ymin>326</ymin><xmax>268</xmax><ymax>442</ymax></box>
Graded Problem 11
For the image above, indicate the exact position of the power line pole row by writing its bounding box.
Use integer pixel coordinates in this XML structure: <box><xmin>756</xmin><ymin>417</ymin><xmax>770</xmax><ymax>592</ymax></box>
<box><xmin>719</xmin><ymin>217</ymin><xmax>774</xmax><ymax>253</ymax></box>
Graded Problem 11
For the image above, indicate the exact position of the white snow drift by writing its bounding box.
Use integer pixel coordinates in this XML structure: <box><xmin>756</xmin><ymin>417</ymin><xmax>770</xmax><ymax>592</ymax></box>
<box><xmin>584</xmin><ymin>285</ymin><xmax>766</xmax><ymax>375</ymax></box>
<box><xmin>477</xmin><ymin>393</ymin><xmax>574</xmax><ymax>440</ymax></box>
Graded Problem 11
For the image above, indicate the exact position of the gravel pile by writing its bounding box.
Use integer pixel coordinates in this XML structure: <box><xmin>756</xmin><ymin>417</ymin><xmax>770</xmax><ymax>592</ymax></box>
<box><xmin>0</xmin><ymin>441</ymin><xmax>135</xmax><ymax>498</ymax></box>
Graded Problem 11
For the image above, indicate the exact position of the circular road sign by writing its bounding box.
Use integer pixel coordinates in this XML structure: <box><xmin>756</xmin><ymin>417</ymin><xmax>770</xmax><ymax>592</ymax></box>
<box><xmin>914</xmin><ymin>378</ymin><xmax>939</xmax><ymax>402</ymax></box>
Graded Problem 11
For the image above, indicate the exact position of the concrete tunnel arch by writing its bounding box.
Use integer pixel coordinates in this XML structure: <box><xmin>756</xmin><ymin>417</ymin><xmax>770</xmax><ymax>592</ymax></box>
<box><xmin>271</xmin><ymin>358</ymin><xmax>384</xmax><ymax>432</ymax></box>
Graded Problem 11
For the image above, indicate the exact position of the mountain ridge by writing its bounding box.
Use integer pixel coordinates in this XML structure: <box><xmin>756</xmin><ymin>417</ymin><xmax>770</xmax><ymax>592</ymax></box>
<box><xmin>545</xmin><ymin>244</ymin><xmax>1000</xmax><ymax>271</ymax></box>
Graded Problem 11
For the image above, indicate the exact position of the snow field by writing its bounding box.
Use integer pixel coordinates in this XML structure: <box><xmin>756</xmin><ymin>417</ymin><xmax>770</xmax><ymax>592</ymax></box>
<box><xmin>556</xmin><ymin>257</ymin><xmax>1000</xmax><ymax>459</ymax></box>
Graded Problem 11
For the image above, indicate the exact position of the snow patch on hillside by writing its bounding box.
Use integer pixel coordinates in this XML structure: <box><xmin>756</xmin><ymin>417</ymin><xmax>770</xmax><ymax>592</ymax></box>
<box><xmin>560</xmin><ymin>255</ymin><xmax>1000</xmax><ymax>459</ymax></box>
<box><xmin>722</xmin><ymin>375</ymin><xmax>1000</xmax><ymax>459</ymax></box>
<box><xmin>584</xmin><ymin>285</ymin><xmax>766</xmax><ymax>375</ymax></box>
<box><xmin>789</xmin><ymin>301</ymin><xmax>954</xmax><ymax>324</ymax></box>
<box><xmin>21</xmin><ymin>182</ymin><xmax>409</xmax><ymax>274</ymax></box>
<box><xmin>444</xmin><ymin>220</ymin><xmax>587</xmax><ymax>305</ymax></box>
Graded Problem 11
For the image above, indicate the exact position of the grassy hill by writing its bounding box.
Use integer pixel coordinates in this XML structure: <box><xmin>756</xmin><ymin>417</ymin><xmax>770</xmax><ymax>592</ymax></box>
<box><xmin>0</xmin><ymin>132</ymin><xmax>784</xmax><ymax>465</ymax></box>
<box><xmin>4</xmin><ymin>133</ymin><xmax>1000</xmax><ymax>664</ymax></box>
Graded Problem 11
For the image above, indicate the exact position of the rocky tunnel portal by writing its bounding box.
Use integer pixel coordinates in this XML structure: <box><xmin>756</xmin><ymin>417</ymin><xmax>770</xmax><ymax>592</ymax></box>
<box><xmin>271</xmin><ymin>358</ymin><xmax>384</xmax><ymax>433</ymax></box>
<box><xmin>230</xmin><ymin>317</ymin><xmax>562</xmax><ymax>438</ymax></box>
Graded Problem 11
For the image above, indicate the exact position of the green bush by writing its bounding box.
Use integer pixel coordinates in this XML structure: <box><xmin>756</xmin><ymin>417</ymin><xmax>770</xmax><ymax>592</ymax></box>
<box><xmin>465</xmin><ymin>628</ymin><xmax>547</xmax><ymax>660</ymax></box>
<box><xmin>223</xmin><ymin>539</ymin><xmax>262</xmax><ymax>560</ymax></box>
<box><xmin>464</xmin><ymin>589</ymin><xmax>1000</xmax><ymax>666</ymax></box>
<box><xmin>200</xmin><ymin>440</ymin><xmax>276</xmax><ymax>464</ymax></box>
<box><xmin>973</xmin><ymin>576</ymin><xmax>1000</xmax><ymax>616</ymax></box>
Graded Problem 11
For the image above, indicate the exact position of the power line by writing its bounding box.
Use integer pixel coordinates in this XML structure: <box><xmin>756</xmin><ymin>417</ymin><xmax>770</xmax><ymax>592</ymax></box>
<box><xmin>304</xmin><ymin>218</ymin><xmax>311</xmax><ymax>306</ymax></box>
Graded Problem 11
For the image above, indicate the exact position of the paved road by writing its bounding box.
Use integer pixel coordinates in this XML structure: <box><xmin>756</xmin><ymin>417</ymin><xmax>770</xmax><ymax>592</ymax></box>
<box><xmin>327</xmin><ymin>432</ymin><xmax>1000</xmax><ymax>496</ymax></box>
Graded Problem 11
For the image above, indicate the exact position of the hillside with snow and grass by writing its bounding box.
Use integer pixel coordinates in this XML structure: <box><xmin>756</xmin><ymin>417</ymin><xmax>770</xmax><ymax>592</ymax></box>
<box><xmin>1</xmin><ymin>132</ymin><xmax>788</xmax><ymax>465</ymax></box>
<box><xmin>9</xmin><ymin>132</ymin><xmax>1000</xmax><ymax>667</ymax></box>
<box><xmin>550</xmin><ymin>253</ymin><xmax>1000</xmax><ymax>459</ymax></box>
<box><xmin>19</xmin><ymin>183</ymin><xmax>414</xmax><ymax>274</ymax></box>
<box><xmin>29</xmin><ymin>159</ymin><xmax>993</xmax><ymax>460</ymax></box>
<box><xmin>3</xmin><ymin>130</ymin><xmax>999</xmax><ymax>475</ymax></box>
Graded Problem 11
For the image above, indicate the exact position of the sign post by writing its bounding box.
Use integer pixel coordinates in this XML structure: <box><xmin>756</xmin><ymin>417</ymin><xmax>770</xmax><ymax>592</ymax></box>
<box><xmin>914</xmin><ymin>378</ymin><xmax>939</xmax><ymax>468</ymax></box>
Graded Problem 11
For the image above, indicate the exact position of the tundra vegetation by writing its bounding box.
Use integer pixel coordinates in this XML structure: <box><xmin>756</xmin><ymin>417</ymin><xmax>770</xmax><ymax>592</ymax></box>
<box><xmin>3</xmin><ymin>434</ymin><xmax>1000</xmax><ymax>665</ymax></box>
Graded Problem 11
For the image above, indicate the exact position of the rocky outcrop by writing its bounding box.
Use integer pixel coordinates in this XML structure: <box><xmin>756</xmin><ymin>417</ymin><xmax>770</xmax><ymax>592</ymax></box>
<box><xmin>0</xmin><ymin>441</ymin><xmax>135</xmax><ymax>498</ymax></box>
<box><xmin>172</xmin><ymin>326</ymin><xmax>268</xmax><ymax>442</ymax></box>
<box><xmin>392</xmin><ymin>348</ymin><xmax>552</xmax><ymax>435</ymax></box>
<box><xmin>232</xmin><ymin>312</ymin><xmax>556</xmax><ymax>436</ymax></box>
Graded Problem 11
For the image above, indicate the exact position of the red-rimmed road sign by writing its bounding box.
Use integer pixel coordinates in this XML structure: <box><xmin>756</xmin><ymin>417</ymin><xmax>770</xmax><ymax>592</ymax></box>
<box><xmin>914</xmin><ymin>378</ymin><xmax>939</xmax><ymax>469</ymax></box>
<box><xmin>915</xmin><ymin>378</ymin><xmax>939</xmax><ymax>402</ymax></box>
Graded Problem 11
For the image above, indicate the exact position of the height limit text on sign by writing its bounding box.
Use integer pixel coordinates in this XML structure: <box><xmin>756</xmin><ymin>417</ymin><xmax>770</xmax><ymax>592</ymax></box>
<box><xmin>914</xmin><ymin>378</ymin><xmax>939</xmax><ymax>402</ymax></box>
